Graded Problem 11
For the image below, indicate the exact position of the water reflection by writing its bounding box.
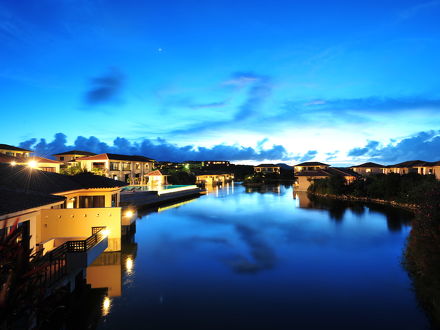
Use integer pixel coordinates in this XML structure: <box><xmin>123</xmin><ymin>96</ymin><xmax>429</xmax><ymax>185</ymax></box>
<box><xmin>294</xmin><ymin>191</ymin><xmax>413</xmax><ymax>231</ymax></box>
<box><xmin>87</xmin><ymin>184</ymin><xmax>428</xmax><ymax>329</ymax></box>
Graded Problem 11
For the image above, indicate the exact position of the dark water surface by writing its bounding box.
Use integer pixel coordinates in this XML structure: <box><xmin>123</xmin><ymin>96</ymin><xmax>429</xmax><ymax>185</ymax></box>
<box><xmin>95</xmin><ymin>184</ymin><xmax>429</xmax><ymax>329</ymax></box>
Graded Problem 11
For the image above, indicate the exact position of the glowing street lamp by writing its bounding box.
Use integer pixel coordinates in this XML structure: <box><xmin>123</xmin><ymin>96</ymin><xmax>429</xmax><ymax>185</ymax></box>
<box><xmin>28</xmin><ymin>160</ymin><xmax>38</xmax><ymax>169</ymax></box>
<box><xmin>10</xmin><ymin>161</ymin><xmax>16</xmax><ymax>166</ymax></box>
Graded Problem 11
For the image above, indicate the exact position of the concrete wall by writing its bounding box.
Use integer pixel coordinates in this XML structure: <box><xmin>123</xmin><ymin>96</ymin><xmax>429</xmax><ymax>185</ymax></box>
<box><xmin>40</xmin><ymin>208</ymin><xmax>122</xmax><ymax>251</ymax></box>
<box><xmin>295</xmin><ymin>175</ymin><xmax>329</xmax><ymax>191</ymax></box>
<box><xmin>56</xmin><ymin>189</ymin><xmax>120</xmax><ymax>208</ymax></box>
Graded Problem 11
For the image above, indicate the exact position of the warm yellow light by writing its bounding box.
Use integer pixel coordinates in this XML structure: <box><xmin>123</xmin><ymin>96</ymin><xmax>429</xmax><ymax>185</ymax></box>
<box><xmin>126</xmin><ymin>257</ymin><xmax>133</xmax><ymax>272</ymax></box>
<box><xmin>102</xmin><ymin>296</ymin><xmax>111</xmax><ymax>316</ymax></box>
<box><xmin>28</xmin><ymin>160</ymin><xmax>38</xmax><ymax>168</ymax></box>
<box><xmin>125</xmin><ymin>210</ymin><xmax>133</xmax><ymax>218</ymax></box>
<box><xmin>10</xmin><ymin>161</ymin><xmax>16</xmax><ymax>166</ymax></box>
<box><xmin>101</xmin><ymin>229</ymin><xmax>110</xmax><ymax>237</ymax></box>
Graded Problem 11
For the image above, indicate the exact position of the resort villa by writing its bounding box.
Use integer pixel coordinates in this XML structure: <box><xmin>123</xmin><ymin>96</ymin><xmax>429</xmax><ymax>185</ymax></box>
<box><xmin>0</xmin><ymin>143</ymin><xmax>31</xmax><ymax>157</ymax></box>
<box><xmin>74</xmin><ymin>153</ymin><xmax>155</xmax><ymax>184</ymax></box>
<box><xmin>293</xmin><ymin>162</ymin><xmax>358</xmax><ymax>191</ymax></box>
<box><xmin>0</xmin><ymin>144</ymin><xmax>62</xmax><ymax>173</ymax></box>
<box><xmin>53</xmin><ymin>150</ymin><xmax>97</xmax><ymax>168</ymax></box>
<box><xmin>195</xmin><ymin>172</ymin><xmax>234</xmax><ymax>186</ymax></box>
<box><xmin>254</xmin><ymin>164</ymin><xmax>281</xmax><ymax>174</ymax></box>
<box><xmin>350</xmin><ymin>162</ymin><xmax>386</xmax><ymax>175</ymax></box>
<box><xmin>0</xmin><ymin>163</ymin><xmax>127</xmax><ymax>253</ymax></box>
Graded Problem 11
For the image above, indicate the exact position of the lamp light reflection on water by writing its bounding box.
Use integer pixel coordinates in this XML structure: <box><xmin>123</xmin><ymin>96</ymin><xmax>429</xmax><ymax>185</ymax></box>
<box><xmin>126</xmin><ymin>257</ymin><xmax>134</xmax><ymax>273</ymax></box>
<box><xmin>102</xmin><ymin>296</ymin><xmax>111</xmax><ymax>316</ymax></box>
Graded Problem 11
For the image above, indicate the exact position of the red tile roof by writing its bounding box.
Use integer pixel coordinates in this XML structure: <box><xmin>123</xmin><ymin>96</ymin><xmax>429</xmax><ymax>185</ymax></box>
<box><xmin>146</xmin><ymin>170</ymin><xmax>163</xmax><ymax>176</ymax></box>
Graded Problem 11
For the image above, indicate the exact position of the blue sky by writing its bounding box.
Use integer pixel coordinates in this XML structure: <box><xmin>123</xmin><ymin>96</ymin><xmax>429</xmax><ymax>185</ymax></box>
<box><xmin>1</xmin><ymin>0</ymin><xmax>440</xmax><ymax>164</ymax></box>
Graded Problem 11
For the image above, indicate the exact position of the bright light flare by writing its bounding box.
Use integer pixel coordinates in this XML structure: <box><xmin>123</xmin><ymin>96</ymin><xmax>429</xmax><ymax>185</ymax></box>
<box><xmin>28</xmin><ymin>160</ymin><xmax>38</xmax><ymax>168</ymax></box>
<box><xmin>101</xmin><ymin>229</ymin><xmax>110</xmax><ymax>237</ymax></box>
<box><xmin>125</xmin><ymin>210</ymin><xmax>133</xmax><ymax>218</ymax></box>
<box><xmin>10</xmin><ymin>161</ymin><xmax>16</xmax><ymax>166</ymax></box>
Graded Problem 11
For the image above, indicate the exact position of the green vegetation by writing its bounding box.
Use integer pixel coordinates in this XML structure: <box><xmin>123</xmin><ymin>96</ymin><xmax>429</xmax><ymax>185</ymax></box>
<box><xmin>162</xmin><ymin>169</ymin><xmax>196</xmax><ymax>185</ymax></box>
<box><xmin>60</xmin><ymin>163</ymin><xmax>86</xmax><ymax>176</ymax></box>
<box><xmin>404</xmin><ymin>183</ymin><xmax>440</xmax><ymax>328</ymax></box>
<box><xmin>243</xmin><ymin>169</ymin><xmax>294</xmax><ymax>186</ymax></box>
<box><xmin>308</xmin><ymin>173</ymin><xmax>438</xmax><ymax>205</ymax></box>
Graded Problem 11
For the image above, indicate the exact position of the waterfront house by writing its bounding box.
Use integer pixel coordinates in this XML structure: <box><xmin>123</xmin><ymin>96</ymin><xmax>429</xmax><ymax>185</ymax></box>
<box><xmin>0</xmin><ymin>143</ymin><xmax>31</xmax><ymax>158</ymax></box>
<box><xmin>203</xmin><ymin>160</ymin><xmax>230</xmax><ymax>167</ymax></box>
<box><xmin>254</xmin><ymin>164</ymin><xmax>281</xmax><ymax>174</ymax></box>
<box><xmin>195</xmin><ymin>172</ymin><xmax>234</xmax><ymax>186</ymax></box>
<box><xmin>76</xmin><ymin>153</ymin><xmax>155</xmax><ymax>184</ymax></box>
<box><xmin>350</xmin><ymin>162</ymin><xmax>386</xmax><ymax>175</ymax></box>
<box><xmin>53</xmin><ymin>150</ymin><xmax>97</xmax><ymax>169</ymax></box>
<box><xmin>294</xmin><ymin>162</ymin><xmax>357</xmax><ymax>191</ymax></box>
<box><xmin>0</xmin><ymin>153</ymin><xmax>62</xmax><ymax>173</ymax></box>
<box><xmin>0</xmin><ymin>163</ymin><xmax>127</xmax><ymax>252</ymax></box>
<box><xmin>385</xmin><ymin>160</ymin><xmax>427</xmax><ymax>175</ymax></box>
<box><xmin>293</xmin><ymin>161</ymin><xmax>329</xmax><ymax>173</ymax></box>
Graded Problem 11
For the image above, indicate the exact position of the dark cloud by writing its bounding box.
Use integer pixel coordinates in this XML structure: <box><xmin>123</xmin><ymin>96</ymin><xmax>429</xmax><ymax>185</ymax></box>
<box><xmin>348</xmin><ymin>141</ymin><xmax>379</xmax><ymax>157</ymax></box>
<box><xmin>84</xmin><ymin>68</ymin><xmax>124</xmax><ymax>105</ymax></box>
<box><xmin>298</xmin><ymin>150</ymin><xmax>318</xmax><ymax>162</ymax></box>
<box><xmin>348</xmin><ymin>130</ymin><xmax>440</xmax><ymax>163</ymax></box>
<box><xmin>325</xmin><ymin>150</ymin><xmax>339</xmax><ymax>161</ymax></box>
<box><xmin>20</xmin><ymin>133</ymin><xmax>291</xmax><ymax>162</ymax></box>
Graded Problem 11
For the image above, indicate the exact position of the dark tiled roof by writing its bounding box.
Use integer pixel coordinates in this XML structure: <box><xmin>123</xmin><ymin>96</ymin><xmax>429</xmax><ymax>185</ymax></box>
<box><xmin>53</xmin><ymin>150</ymin><xmax>97</xmax><ymax>156</ymax></box>
<box><xmin>70</xmin><ymin>173</ymin><xmax>128</xmax><ymax>188</ymax></box>
<box><xmin>255</xmin><ymin>164</ymin><xmax>280</xmax><ymax>167</ymax></box>
<box><xmin>0</xmin><ymin>155</ymin><xmax>61</xmax><ymax>164</ymax></box>
<box><xmin>295</xmin><ymin>167</ymin><xmax>358</xmax><ymax>177</ymax></box>
<box><xmin>106</xmin><ymin>153</ymin><xmax>154</xmax><ymax>162</ymax></box>
<box><xmin>77</xmin><ymin>153</ymin><xmax>154</xmax><ymax>162</ymax></box>
<box><xmin>387</xmin><ymin>160</ymin><xmax>427</xmax><ymax>168</ymax></box>
<box><xmin>295</xmin><ymin>169</ymin><xmax>330</xmax><ymax>177</ymax></box>
<box><xmin>0</xmin><ymin>188</ymin><xmax>65</xmax><ymax>216</ymax></box>
<box><xmin>0</xmin><ymin>144</ymin><xmax>31</xmax><ymax>152</ymax></box>
<box><xmin>294</xmin><ymin>162</ymin><xmax>329</xmax><ymax>166</ymax></box>
<box><xmin>329</xmin><ymin>167</ymin><xmax>359</xmax><ymax>177</ymax></box>
<box><xmin>0</xmin><ymin>163</ymin><xmax>126</xmax><ymax>195</ymax></box>
<box><xmin>351</xmin><ymin>162</ymin><xmax>384</xmax><ymax>168</ymax></box>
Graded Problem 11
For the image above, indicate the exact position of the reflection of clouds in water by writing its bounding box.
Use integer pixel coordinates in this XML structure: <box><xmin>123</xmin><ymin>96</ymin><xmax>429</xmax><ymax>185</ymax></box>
<box><xmin>178</xmin><ymin>236</ymin><xmax>230</xmax><ymax>248</ymax></box>
<box><xmin>226</xmin><ymin>224</ymin><xmax>276</xmax><ymax>274</ymax></box>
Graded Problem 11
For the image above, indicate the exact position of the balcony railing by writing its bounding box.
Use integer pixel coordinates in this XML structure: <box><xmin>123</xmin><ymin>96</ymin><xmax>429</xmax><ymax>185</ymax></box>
<box><xmin>66</xmin><ymin>226</ymin><xmax>106</xmax><ymax>252</ymax></box>
<box><xmin>31</xmin><ymin>226</ymin><xmax>106</xmax><ymax>288</ymax></box>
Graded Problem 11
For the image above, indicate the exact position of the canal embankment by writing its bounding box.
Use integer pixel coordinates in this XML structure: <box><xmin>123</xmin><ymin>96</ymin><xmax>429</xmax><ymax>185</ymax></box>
<box><xmin>307</xmin><ymin>192</ymin><xmax>419</xmax><ymax>212</ymax></box>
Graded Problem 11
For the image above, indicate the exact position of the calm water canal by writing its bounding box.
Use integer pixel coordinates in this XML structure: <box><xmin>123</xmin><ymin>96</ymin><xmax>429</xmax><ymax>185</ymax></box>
<box><xmin>95</xmin><ymin>184</ymin><xmax>430</xmax><ymax>329</ymax></box>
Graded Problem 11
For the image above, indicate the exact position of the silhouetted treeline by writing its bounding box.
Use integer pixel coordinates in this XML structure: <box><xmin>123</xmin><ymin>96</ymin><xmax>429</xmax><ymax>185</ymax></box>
<box><xmin>308</xmin><ymin>173</ymin><xmax>439</xmax><ymax>205</ymax></box>
<box><xmin>404</xmin><ymin>182</ymin><xmax>440</xmax><ymax>329</ymax></box>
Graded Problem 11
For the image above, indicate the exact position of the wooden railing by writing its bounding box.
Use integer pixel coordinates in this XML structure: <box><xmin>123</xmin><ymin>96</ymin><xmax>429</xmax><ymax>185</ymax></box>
<box><xmin>65</xmin><ymin>226</ymin><xmax>106</xmax><ymax>252</ymax></box>
<box><xmin>31</xmin><ymin>226</ymin><xmax>106</xmax><ymax>288</ymax></box>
